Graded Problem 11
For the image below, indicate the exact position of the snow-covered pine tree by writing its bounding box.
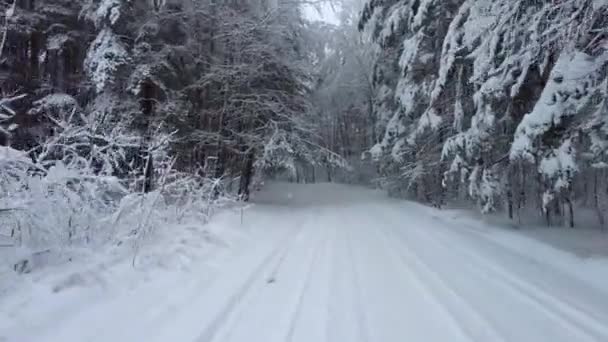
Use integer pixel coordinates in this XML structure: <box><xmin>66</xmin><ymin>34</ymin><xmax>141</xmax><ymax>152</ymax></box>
<box><xmin>359</xmin><ymin>0</ymin><xmax>608</xmax><ymax>226</ymax></box>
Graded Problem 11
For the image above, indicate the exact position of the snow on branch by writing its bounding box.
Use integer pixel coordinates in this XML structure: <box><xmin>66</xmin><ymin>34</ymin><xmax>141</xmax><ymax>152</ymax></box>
<box><xmin>85</xmin><ymin>28</ymin><xmax>129</xmax><ymax>93</ymax></box>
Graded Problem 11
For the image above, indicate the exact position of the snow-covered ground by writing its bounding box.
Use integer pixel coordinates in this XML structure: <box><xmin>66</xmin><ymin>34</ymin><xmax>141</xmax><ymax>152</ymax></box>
<box><xmin>2</xmin><ymin>182</ymin><xmax>608</xmax><ymax>342</ymax></box>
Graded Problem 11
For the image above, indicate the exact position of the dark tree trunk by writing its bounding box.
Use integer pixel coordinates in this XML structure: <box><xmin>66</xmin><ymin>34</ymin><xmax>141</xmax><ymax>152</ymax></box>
<box><xmin>238</xmin><ymin>150</ymin><xmax>255</xmax><ymax>201</ymax></box>
<box><xmin>507</xmin><ymin>188</ymin><xmax>514</xmax><ymax>220</ymax></box>
<box><xmin>29</xmin><ymin>32</ymin><xmax>41</xmax><ymax>80</ymax></box>
<box><xmin>553</xmin><ymin>198</ymin><xmax>562</xmax><ymax>226</ymax></box>
<box><xmin>140</xmin><ymin>80</ymin><xmax>157</xmax><ymax>193</ymax></box>
<box><xmin>143</xmin><ymin>153</ymin><xmax>154</xmax><ymax>193</ymax></box>
<box><xmin>566</xmin><ymin>196</ymin><xmax>574</xmax><ymax>228</ymax></box>
<box><xmin>594</xmin><ymin>170</ymin><xmax>605</xmax><ymax>229</ymax></box>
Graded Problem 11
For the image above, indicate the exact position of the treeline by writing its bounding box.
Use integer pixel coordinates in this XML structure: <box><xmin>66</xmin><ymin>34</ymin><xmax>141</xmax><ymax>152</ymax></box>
<box><xmin>0</xmin><ymin>0</ymin><xmax>343</xmax><ymax>264</ymax></box>
<box><xmin>358</xmin><ymin>0</ymin><xmax>608</xmax><ymax>227</ymax></box>
<box><xmin>0</xmin><ymin>0</ymin><xmax>344</xmax><ymax>198</ymax></box>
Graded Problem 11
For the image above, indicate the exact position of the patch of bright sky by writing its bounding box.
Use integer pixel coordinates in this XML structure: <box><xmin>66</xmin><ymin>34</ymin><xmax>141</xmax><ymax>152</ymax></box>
<box><xmin>302</xmin><ymin>3</ymin><xmax>341</xmax><ymax>25</ymax></box>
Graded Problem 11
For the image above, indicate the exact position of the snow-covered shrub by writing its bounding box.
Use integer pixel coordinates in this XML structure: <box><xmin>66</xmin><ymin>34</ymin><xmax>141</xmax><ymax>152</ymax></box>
<box><xmin>1</xmin><ymin>154</ymin><xmax>232</xmax><ymax>273</ymax></box>
<box><xmin>1</xmin><ymin>160</ymin><xmax>125</xmax><ymax>248</ymax></box>
<box><xmin>0</xmin><ymin>91</ymin><xmax>232</xmax><ymax>274</ymax></box>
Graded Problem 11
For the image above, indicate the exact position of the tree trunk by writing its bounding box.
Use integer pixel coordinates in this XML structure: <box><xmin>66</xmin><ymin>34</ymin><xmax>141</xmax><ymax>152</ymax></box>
<box><xmin>553</xmin><ymin>198</ymin><xmax>561</xmax><ymax>227</ymax></box>
<box><xmin>507</xmin><ymin>188</ymin><xmax>514</xmax><ymax>220</ymax></box>
<box><xmin>29</xmin><ymin>32</ymin><xmax>41</xmax><ymax>80</ymax></box>
<box><xmin>238</xmin><ymin>150</ymin><xmax>255</xmax><ymax>201</ymax></box>
<box><xmin>296</xmin><ymin>166</ymin><xmax>301</xmax><ymax>183</ymax></box>
<box><xmin>566</xmin><ymin>196</ymin><xmax>574</xmax><ymax>228</ymax></box>
<box><xmin>140</xmin><ymin>80</ymin><xmax>157</xmax><ymax>193</ymax></box>
<box><xmin>143</xmin><ymin>153</ymin><xmax>154</xmax><ymax>193</ymax></box>
<box><xmin>368</xmin><ymin>95</ymin><xmax>376</xmax><ymax>145</ymax></box>
<box><xmin>594</xmin><ymin>170</ymin><xmax>605</xmax><ymax>229</ymax></box>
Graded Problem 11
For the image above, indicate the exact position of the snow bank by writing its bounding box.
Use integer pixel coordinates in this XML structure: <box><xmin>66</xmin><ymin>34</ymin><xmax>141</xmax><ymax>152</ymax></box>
<box><xmin>418</xmin><ymin>205</ymin><xmax>608</xmax><ymax>295</ymax></box>
<box><xmin>0</xmin><ymin>204</ymin><xmax>248</xmax><ymax>339</ymax></box>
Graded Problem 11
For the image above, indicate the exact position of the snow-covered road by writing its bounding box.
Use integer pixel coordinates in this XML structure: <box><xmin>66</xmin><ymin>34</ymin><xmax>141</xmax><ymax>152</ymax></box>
<box><xmin>3</xmin><ymin>183</ymin><xmax>608</xmax><ymax>342</ymax></box>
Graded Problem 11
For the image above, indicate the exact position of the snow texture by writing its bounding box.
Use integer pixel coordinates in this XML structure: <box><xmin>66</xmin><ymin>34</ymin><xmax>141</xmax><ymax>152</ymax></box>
<box><xmin>511</xmin><ymin>51</ymin><xmax>608</xmax><ymax>161</ymax></box>
<box><xmin>2</xmin><ymin>183</ymin><xmax>608</xmax><ymax>342</ymax></box>
<box><xmin>84</xmin><ymin>28</ymin><xmax>129</xmax><ymax>93</ymax></box>
<box><xmin>83</xmin><ymin>0</ymin><xmax>124</xmax><ymax>28</ymax></box>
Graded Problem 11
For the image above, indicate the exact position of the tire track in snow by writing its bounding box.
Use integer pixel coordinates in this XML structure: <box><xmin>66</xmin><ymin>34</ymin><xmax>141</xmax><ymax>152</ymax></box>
<box><xmin>325</xmin><ymin>213</ymin><xmax>371</xmax><ymax>342</ymax></box>
<box><xmin>373</xmin><ymin>214</ymin><xmax>506</xmax><ymax>342</ymax></box>
<box><xmin>282</xmin><ymin>216</ymin><xmax>328</xmax><ymax>342</ymax></box>
<box><xmin>379</xmin><ymin>202</ymin><xmax>608</xmax><ymax>342</ymax></box>
<box><xmin>429</xmin><ymin>214</ymin><xmax>608</xmax><ymax>323</ymax></box>
<box><xmin>344</xmin><ymin>223</ymin><xmax>371</xmax><ymax>342</ymax></box>
<box><xmin>362</xmin><ymin>214</ymin><xmax>475</xmax><ymax>342</ymax></box>
<box><xmin>194</xmin><ymin>214</ymin><xmax>310</xmax><ymax>342</ymax></box>
<box><xmin>382</xmin><ymin>202</ymin><xmax>605</xmax><ymax>342</ymax></box>
<box><xmin>323</xmin><ymin>220</ymin><xmax>339</xmax><ymax>342</ymax></box>
<box><xmin>422</xmin><ymin>224</ymin><xmax>608</xmax><ymax>342</ymax></box>
<box><xmin>320</xmin><ymin>221</ymin><xmax>337</xmax><ymax>342</ymax></box>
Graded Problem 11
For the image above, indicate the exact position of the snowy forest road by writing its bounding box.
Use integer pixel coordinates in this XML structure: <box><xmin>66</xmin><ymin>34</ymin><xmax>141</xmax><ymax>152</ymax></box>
<box><xmin>4</xmin><ymin>183</ymin><xmax>608</xmax><ymax>342</ymax></box>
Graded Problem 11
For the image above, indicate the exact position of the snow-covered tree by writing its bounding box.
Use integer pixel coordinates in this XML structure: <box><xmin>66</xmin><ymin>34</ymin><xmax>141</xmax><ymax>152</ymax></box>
<box><xmin>0</xmin><ymin>0</ymin><xmax>343</xmax><ymax>273</ymax></box>
<box><xmin>359</xmin><ymin>0</ymin><xmax>608</xmax><ymax>226</ymax></box>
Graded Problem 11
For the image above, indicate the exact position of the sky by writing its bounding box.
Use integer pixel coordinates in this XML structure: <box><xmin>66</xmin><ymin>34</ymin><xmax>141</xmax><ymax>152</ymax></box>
<box><xmin>302</xmin><ymin>3</ymin><xmax>341</xmax><ymax>25</ymax></box>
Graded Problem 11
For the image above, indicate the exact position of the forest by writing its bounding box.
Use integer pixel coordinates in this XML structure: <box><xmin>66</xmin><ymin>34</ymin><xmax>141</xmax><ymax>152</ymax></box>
<box><xmin>1</xmin><ymin>0</ymin><xmax>608</xmax><ymax>271</ymax></box>
<box><xmin>2</xmin><ymin>1</ymin><xmax>608</xmax><ymax>341</ymax></box>
<box><xmin>0</xmin><ymin>0</ymin><xmax>351</xmax><ymax>263</ymax></box>
<box><xmin>359</xmin><ymin>0</ymin><xmax>608</xmax><ymax>228</ymax></box>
